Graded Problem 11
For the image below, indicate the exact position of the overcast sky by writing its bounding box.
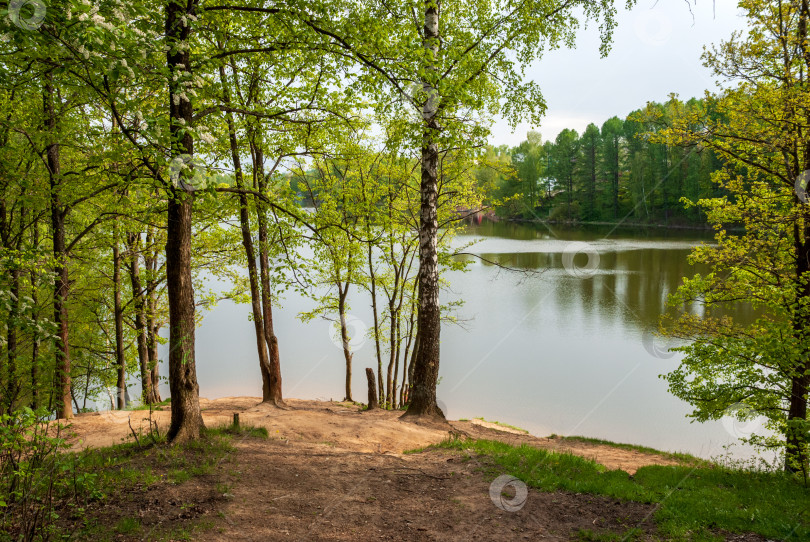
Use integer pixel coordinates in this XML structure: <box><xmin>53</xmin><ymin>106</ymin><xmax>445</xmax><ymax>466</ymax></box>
<box><xmin>489</xmin><ymin>0</ymin><xmax>749</xmax><ymax>147</ymax></box>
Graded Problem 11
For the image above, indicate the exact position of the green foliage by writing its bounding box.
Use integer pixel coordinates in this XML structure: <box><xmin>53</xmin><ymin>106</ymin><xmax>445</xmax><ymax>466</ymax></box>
<box><xmin>0</xmin><ymin>408</ymin><xmax>247</xmax><ymax>540</ymax></box>
<box><xmin>290</xmin><ymin>133</ymin><xmax>479</xmax><ymax>405</ymax></box>
<box><xmin>488</xmin><ymin>97</ymin><xmax>723</xmax><ymax>224</ymax></box>
<box><xmin>651</xmin><ymin>1</ymin><xmax>810</xmax><ymax>473</ymax></box>
<box><xmin>0</xmin><ymin>408</ymin><xmax>70</xmax><ymax>539</ymax></box>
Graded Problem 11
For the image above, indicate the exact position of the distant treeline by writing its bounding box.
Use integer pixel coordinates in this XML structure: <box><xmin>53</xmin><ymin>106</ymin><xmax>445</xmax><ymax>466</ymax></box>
<box><xmin>479</xmin><ymin>96</ymin><xmax>725</xmax><ymax>226</ymax></box>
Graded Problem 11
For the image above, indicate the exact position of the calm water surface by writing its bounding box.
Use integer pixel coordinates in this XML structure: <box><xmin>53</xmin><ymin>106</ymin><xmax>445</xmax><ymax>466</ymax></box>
<box><xmin>160</xmin><ymin>221</ymin><xmax>765</xmax><ymax>461</ymax></box>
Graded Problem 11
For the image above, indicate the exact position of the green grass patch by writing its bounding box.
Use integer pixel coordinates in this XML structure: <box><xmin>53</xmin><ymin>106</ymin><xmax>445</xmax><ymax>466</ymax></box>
<box><xmin>433</xmin><ymin>438</ymin><xmax>810</xmax><ymax>540</ymax></box>
<box><xmin>125</xmin><ymin>398</ymin><xmax>172</xmax><ymax>411</ymax></box>
<box><xmin>577</xmin><ymin>527</ymin><xmax>644</xmax><ymax>541</ymax></box>
<box><xmin>206</xmin><ymin>422</ymin><xmax>269</xmax><ymax>440</ymax></box>
<box><xmin>114</xmin><ymin>517</ymin><xmax>142</xmax><ymax>535</ymax></box>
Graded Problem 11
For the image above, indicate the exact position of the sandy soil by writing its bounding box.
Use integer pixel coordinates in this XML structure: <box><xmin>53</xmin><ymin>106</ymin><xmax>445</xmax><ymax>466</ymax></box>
<box><xmin>60</xmin><ymin>398</ymin><xmax>767</xmax><ymax>541</ymax></box>
<box><xmin>67</xmin><ymin>397</ymin><xmax>680</xmax><ymax>475</ymax></box>
<box><xmin>204</xmin><ymin>439</ymin><xmax>660</xmax><ymax>541</ymax></box>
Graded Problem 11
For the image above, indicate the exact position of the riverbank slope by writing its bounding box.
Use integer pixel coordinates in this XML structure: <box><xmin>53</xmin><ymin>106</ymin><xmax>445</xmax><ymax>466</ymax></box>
<box><xmin>57</xmin><ymin>398</ymin><xmax>783</xmax><ymax>541</ymax></box>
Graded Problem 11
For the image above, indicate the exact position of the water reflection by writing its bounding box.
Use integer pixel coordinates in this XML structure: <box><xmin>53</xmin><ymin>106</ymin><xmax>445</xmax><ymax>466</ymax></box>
<box><xmin>437</xmin><ymin>222</ymin><xmax>764</xmax><ymax>461</ymax></box>
<box><xmin>460</xmin><ymin>223</ymin><xmax>758</xmax><ymax>333</ymax></box>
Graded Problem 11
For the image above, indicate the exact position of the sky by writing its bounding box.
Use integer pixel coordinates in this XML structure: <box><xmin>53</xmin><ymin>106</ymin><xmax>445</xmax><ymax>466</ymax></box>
<box><xmin>489</xmin><ymin>0</ymin><xmax>750</xmax><ymax>147</ymax></box>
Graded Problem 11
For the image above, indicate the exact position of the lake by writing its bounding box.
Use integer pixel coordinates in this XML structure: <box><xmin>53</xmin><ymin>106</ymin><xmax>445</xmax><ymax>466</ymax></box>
<box><xmin>159</xmin><ymin>220</ymin><xmax>768</xmax><ymax>463</ymax></box>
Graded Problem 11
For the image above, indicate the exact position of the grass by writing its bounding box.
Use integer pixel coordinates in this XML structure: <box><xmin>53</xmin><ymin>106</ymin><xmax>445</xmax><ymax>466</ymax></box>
<box><xmin>125</xmin><ymin>398</ymin><xmax>172</xmax><ymax>411</ymax></box>
<box><xmin>432</xmin><ymin>438</ymin><xmax>810</xmax><ymax>540</ymax></box>
<box><xmin>207</xmin><ymin>422</ymin><xmax>269</xmax><ymax>440</ymax></box>
<box><xmin>115</xmin><ymin>517</ymin><xmax>142</xmax><ymax>535</ymax></box>
<box><xmin>472</xmin><ymin>417</ymin><xmax>530</xmax><ymax>433</ymax></box>
<box><xmin>577</xmin><ymin>528</ymin><xmax>645</xmax><ymax>541</ymax></box>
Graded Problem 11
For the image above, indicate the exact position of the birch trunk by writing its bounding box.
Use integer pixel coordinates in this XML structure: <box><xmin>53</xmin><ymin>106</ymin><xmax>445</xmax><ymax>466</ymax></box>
<box><xmin>403</xmin><ymin>0</ymin><xmax>444</xmax><ymax>419</ymax></box>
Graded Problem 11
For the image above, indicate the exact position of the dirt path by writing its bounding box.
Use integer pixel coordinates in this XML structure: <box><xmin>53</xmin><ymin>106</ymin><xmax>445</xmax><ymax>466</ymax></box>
<box><xmin>202</xmin><ymin>437</ymin><xmax>658</xmax><ymax>541</ymax></box>
<box><xmin>63</xmin><ymin>398</ymin><xmax>770</xmax><ymax>541</ymax></box>
<box><xmin>66</xmin><ymin>397</ymin><xmax>680</xmax><ymax>475</ymax></box>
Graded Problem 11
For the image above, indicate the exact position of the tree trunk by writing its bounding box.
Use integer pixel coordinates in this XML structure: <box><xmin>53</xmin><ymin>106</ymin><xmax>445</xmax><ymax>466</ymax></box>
<box><xmin>30</xmin><ymin>220</ymin><xmax>40</xmax><ymax>410</ymax></box>
<box><xmin>366</xmin><ymin>241</ymin><xmax>385</xmax><ymax>405</ymax></box>
<box><xmin>386</xmin><ymin>302</ymin><xmax>397</xmax><ymax>408</ymax></box>
<box><xmin>45</xmin><ymin>74</ymin><xmax>72</xmax><ymax>420</ymax></box>
<box><xmin>252</xmin><ymin>145</ymin><xmax>284</xmax><ymax>405</ymax></box>
<box><xmin>165</xmin><ymin>190</ymin><xmax>203</xmax><ymax>441</ymax></box>
<box><xmin>365</xmin><ymin>368</ymin><xmax>379</xmax><ymax>410</ymax></box>
<box><xmin>392</xmin><ymin>307</ymin><xmax>402</xmax><ymax>410</ymax></box>
<box><xmin>113</xmin><ymin>223</ymin><xmax>127</xmax><ymax>409</ymax></box>
<box><xmin>126</xmin><ymin>231</ymin><xmax>156</xmax><ymax>404</ymax></box>
<box><xmin>400</xmin><ymin>277</ymin><xmax>418</xmax><ymax>406</ymax></box>
<box><xmin>145</xmin><ymin>226</ymin><xmax>162</xmax><ymax>403</ymax></box>
<box><xmin>405</xmin><ymin>303</ymin><xmax>420</xmax><ymax>406</ymax></box>
<box><xmin>403</xmin><ymin>1</ymin><xmax>444</xmax><ymax>420</ymax></box>
<box><xmin>785</xmin><ymin>370</ymin><xmax>809</xmax><ymax>473</ymax></box>
<box><xmin>787</xmin><ymin>217</ymin><xmax>810</xmax><ymax>473</ymax></box>
<box><xmin>219</xmin><ymin>64</ymin><xmax>280</xmax><ymax>406</ymax></box>
<box><xmin>5</xmin><ymin>263</ymin><xmax>19</xmax><ymax>411</ymax></box>
<box><xmin>338</xmin><ymin>285</ymin><xmax>353</xmax><ymax>402</ymax></box>
<box><xmin>165</xmin><ymin>0</ymin><xmax>203</xmax><ymax>442</ymax></box>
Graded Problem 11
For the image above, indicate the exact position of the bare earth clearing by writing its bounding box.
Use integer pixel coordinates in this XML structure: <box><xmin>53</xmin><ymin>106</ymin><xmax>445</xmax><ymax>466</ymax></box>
<box><xmin>62</xmin><ymin>398</ymin><xmax>751</xmax><ymax>541</ymax></box>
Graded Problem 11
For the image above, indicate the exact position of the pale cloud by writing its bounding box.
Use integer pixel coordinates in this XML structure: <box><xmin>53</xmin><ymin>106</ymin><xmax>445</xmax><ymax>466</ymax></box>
<box><xmin>490</xmin><ymin>0</ymin><xmax>748</xmax><ymax>147</ymax></box>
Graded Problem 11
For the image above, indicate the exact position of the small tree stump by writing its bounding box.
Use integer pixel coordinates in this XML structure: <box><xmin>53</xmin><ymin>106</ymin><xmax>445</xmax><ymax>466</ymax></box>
<box><xmin>233</xmin><ymin>413</ymin><xmax>240</xmax><ymax>428</ymax></box>
<box><xmin>365</xmin><ymin>368</ymin><xmax>379</xmax><ymax>410</ymax></box>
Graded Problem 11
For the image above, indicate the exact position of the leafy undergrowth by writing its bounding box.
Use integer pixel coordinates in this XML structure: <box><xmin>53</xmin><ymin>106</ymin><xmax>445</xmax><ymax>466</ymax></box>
<box><xmin>434</xmin><ymin>438</ymin><xmax>810</xmax><ymax>541</ymax></box>
<box><xmin>0</xmin><ymin>414</ymin><xmax>266</xmax><ymax>541</ymax></box>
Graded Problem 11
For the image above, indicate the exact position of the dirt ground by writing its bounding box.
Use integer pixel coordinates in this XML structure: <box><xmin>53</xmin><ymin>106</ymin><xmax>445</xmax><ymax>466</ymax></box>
<box><xmin>67</xmin><ymin>397</ymin><xmax>680</xmax><ymax>475</ymax></box>
<box><xmin>62</xmin><ymin>398</ymin><xmax>753</xmax><ymax>541</ymax></box>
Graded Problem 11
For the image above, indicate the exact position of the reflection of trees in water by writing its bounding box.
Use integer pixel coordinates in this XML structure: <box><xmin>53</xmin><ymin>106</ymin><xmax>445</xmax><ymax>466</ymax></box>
<box><xmin>467</xmin><ymin>220</ymin><xmax>714</xmax><ymax>243</ymax></box>
<box><xmin>479</xmin><ymin>248</ymin><xmax>758</xmax><ymax>331</ymax></box>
